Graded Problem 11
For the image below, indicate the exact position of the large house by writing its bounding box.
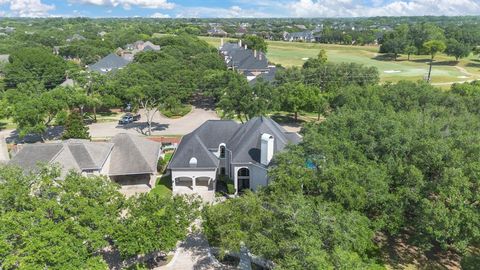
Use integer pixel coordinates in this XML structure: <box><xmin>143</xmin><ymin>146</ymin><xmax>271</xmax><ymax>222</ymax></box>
<box><xmin>88</xmin><ymin>53</ymin><xmax>132</xmax><ymax>74</ymax></box>
<box><xmin>168</xmin><ymin>117</ymin><xmax>301</xmax><ymax>200</ymax></box>
<box><xmin>9</xmin><ymin>133</ymin><xmax>161</xmax><ymax>186</ymax></box>
<box><xmin>119</xmin><ymin>40</ymin><xmax>161</xmax><ymax>61</ymax></box>
<box><xmin>219</xmin><ymin>39</ymin><xmax>276</xmax><ymax>83</ymax></box>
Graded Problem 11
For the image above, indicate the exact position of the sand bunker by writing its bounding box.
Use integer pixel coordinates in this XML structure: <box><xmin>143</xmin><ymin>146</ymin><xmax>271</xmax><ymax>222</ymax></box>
<box><xmin>457</xmin><ymin>76</ymin><xmax>469</xmax><ymax>79</ymax></box>
<box><xmin>384</xmin><ymin>70</ymin><xmax>401</xmax><ymax>73</ymax></box>
<box><xmin>302</xmin><ymin>57</ymin><xmax>309</xmax><ymax>60</ymax></box>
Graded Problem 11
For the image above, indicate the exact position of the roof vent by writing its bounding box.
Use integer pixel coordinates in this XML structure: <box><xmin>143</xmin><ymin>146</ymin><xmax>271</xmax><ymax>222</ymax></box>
<box><xmin>189</xmin><ymin>157</ymin><xmax>198</xmax><ymax>168</ymax></box>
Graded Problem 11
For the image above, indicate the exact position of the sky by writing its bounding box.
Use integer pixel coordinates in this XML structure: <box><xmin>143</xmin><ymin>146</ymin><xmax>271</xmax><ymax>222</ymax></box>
<box><xmin>0</xmin><ymin>0</ymin><xmax>479</xmax><ymax>18</ymax></box>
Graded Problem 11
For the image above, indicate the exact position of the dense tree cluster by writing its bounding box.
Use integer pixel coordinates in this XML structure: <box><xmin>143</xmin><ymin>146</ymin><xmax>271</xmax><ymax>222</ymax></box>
<box><xmin>203</xmin><ymin>80</ymin><xmax>480</xmax><ymax>268</ymax></box>
<box><xmin>0</xmin><ymin>166</ymin><xmax>199</xmax><ymax>269</ymax></box>
<box><xmin>380</xmin><ymin>22</ymin><xmax>480</xmax><ymax>61</ymax></box>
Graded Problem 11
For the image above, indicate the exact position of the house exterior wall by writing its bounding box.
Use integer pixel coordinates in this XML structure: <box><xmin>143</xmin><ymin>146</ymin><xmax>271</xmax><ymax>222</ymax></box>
<box><xmin>233</xmin><ymin>164</ymin><xmax>267</xmax><ymax>193</ymax></box>
<box><xmin>171</xmin><ymin>168</ymin><xmax>217</xmax><ymax>201</ymax></box>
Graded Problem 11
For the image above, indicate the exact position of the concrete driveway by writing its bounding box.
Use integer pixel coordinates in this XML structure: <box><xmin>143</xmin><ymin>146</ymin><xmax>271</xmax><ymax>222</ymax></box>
<box><xmin>88</xmin><ymin>107</ymin><xmax>219</xmax><ymax>138</ymax></box>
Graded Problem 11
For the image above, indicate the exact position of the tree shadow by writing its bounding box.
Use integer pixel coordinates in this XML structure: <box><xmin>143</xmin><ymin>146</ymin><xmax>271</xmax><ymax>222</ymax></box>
<box><xmin>115</xmin><ymin>122</ymin><xmax>169</xmax><ymax>135</ymax></box>
<box><xmin>466</xmin><ymin>62</ymin><xmax>480</xmax><ymax>68</ymax></box>
<box><xmin>5</xmin><ymin>126</ymin><xmax>64</xmax><ymax>144</ymax></box>
<box><xmin>372</xmin><ymin>53</ymin><xmax>397</xmax><ymax>62</ymax></box>
<box><xmin>191</xmin><ymin>92</ymin><xmax>216</xmax><ymax>111</ymax></box>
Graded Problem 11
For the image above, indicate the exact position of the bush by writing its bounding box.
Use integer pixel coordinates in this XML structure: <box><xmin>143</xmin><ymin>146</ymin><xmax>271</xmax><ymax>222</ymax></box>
<box><xmin>157</xmin><ymin>157</ymin><xmax>167</xmax><ymax>173</ymax></box>
<box><xmin>62</xmin><ymin>111</ymin><xmax>90</xmax><ymax>140</ymax></box>
<box><xmin>218</xmin><ymin>175</ymin><xmax>235</xmax><ymax>195</ymax></box>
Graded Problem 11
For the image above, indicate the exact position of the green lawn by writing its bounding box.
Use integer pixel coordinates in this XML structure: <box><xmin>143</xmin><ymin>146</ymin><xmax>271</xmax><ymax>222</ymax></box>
<box><xmin>159</xmin><ymin>104</ymin><xmax>192</xmax><ymax>119</ymax></box>
<box><xmin>199</xmin><ymin>36</ymin><xmax>480</xmax><ymax>85</ymax></box>
<box><xmin>150</xmin><ymin>173</ymin><xmax>172</xmax><ymax>198</ymax></box>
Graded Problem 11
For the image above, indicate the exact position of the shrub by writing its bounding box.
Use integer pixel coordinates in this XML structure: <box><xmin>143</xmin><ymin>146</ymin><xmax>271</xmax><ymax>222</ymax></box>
<box><xmin>218</xmin><ymin>175</ymin><xmax>235</xmax><ymax>195</ymax></box>
<box><xmin>157</xmin><ymin>157</ymin><xmax>167</xmax><ymax>173</ymax></box>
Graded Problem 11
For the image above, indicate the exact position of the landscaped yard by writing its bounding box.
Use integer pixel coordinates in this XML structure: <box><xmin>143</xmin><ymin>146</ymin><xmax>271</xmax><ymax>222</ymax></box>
<box><xmin>150</xmin><ymin>173</ymin><xmax>172</xmax><ymax>198</ymax></box>
<box><xmin>199</xmin><ymin>36</ymin><xmax>480</xmax><ymax>85</ymax></box>
<box><xmin>160</xmin><ymin>104</ymin><xmax>192</xmax><ymax>119</ymax></box>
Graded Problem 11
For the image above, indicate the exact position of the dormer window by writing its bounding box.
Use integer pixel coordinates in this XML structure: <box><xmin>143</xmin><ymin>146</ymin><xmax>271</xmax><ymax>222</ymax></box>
<box><xmin>219</xmin><ymin>145</ymin><xmax>226</xmax><ymax>158</ymax></box>
<box><xmin>189</xmin><ymin>157</ymin><xmax>197</xmax><ymax>168</ymax></box>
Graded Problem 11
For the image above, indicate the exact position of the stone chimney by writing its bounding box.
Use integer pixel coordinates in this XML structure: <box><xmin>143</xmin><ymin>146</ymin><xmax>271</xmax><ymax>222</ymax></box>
<box><xmin>261</xmin><ymin>133</ymin><xmax>274</xmax><ymax>166</ymax></box>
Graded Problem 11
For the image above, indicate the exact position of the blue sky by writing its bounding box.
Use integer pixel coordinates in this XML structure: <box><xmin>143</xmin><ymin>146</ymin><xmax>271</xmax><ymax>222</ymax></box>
<box><xmin>0</xmin><ymin>0</ymin><xmax>479</xmax><ymax>18</ymax></box>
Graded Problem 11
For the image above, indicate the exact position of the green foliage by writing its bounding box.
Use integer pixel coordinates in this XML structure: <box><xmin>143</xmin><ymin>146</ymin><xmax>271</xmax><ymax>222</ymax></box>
<box><xmin>4</xmin><ymin>47</ymin><xmax>66</xmax><ymax>89</ymax></box>
<box><xmin>403</xmin><ymin>45</ymin><xmax>418</xmax><ymax>60</ymax></box>
<box><xmin>62</xmin><ymin>111</ymin><xmax>90</xmax><ymax>139</ymax></box>
<box><xmin>157</xmin><ymin>157</ymin><xmax>167</xmax><ymax>173</ymax></box>
<box><xmin>243</xmin><ymin>35</ymin><xmax>268</xmax><ymax>53</ymax></box>
<box><xmin>423</xmin><ymin>40</ymin><xmax>447</xmax><ymax>58</ymax></box>
<box><xmin>445</xmin><ymin>38</ymin><xmax>471</xmax><ymax>61</ymax></box>
<box><xmin>113</xmin><ymin>193</ymin><xmax>200</xmax><ymax>258</ymax></box>
<box><xmin>0</xmin><ymin>167</ymin><xmax>123</xmax><ymax>269</ymax></box>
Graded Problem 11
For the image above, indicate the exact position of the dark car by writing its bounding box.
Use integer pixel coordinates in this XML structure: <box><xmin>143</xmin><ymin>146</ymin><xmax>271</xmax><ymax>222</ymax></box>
<box><xmin>118</xmin><ymin>113</ymin><xmax>140</xmax><ymax>125</ymax></box>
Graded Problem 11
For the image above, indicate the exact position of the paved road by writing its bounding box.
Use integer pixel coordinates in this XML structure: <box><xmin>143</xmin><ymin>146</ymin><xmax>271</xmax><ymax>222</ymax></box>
<box><xmin>89</xmin><ymin>107</ymin><xmax>220</xmax><ymax>138</ymax></box>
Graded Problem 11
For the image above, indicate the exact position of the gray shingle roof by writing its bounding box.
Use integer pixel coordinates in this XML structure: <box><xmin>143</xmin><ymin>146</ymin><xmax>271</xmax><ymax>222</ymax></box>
<box><xmin>228</xmin><ymin>116</ymin><xmax>299</xmax><ymax>164</ymax></box>
<box><xmin>220</xmin><ymin>43</ymin><xmax>268</xmax><ymax>71</ymax></box>
<box><xmin>88</xmin><ymin>53</ymin><xmax>131</xmax><ymax>74</ymax></box>
<box><xmin>168</xmin><ymin>120</ymin><xmax>239</xmax><ymax>169</ymax></box>
<box><xmin>10</xmin><ymin>143</ymin><xmax>63</xmax><ymax>172</ymax></box>
<box><xmin>108</xmin><ymin>133</ymin><xmax>161</xmax><ymax>176</ymax></box>
<box><xmin>169</xmin><ymin>117</ymin><xmax>301</xmax><ymax>169</ymax></box>
<box><xmin>9</xmin><ymin>140</ymin><xmax>114</xmax><ymax>174</ymax></box>
<box><xmin>248</xmin><ymin>66</ymin><xmax>277</xmax><ymax>85</ymax></box>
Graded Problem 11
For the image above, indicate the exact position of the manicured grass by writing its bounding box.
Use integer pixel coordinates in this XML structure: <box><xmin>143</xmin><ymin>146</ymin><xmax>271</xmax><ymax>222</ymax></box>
<box><xmin>199</xmin><ymin>36</ymin><xmax>480</xmax><ymax>85</ymax></box>
<box><xmin>150</xmin><ymin>174</ymin><xmax>172</xmax><ymax>198</ymax></box>
<box><xmin>160</xmin><ymin>104</ymin><xmax>192</xmax><ymax>119</ymax></box>
<box><xmin>163</xmin><ymin>152</ymin><xmax>173</xmax><ymax>163</ymax></box>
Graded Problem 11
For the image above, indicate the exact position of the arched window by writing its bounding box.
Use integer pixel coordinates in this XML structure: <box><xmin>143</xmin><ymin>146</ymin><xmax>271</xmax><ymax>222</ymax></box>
<box><xmin>238</xmin><ymin>168</ymin><xmax>250</xmax><ymax>177</ymax></box>
<box><xmin>237</xmin><ymin>168</ymin><xmax>250</xmax><ymax>191</ymax></box>
<box><xmin>189</xmin><ymin>157</ymin><xmax>197</xmax><ymax>168</ymax></box>
<box><xmin>219</xmin><ymin>145</ymin><xmax>226</xmax><ymax>158</ymax></box>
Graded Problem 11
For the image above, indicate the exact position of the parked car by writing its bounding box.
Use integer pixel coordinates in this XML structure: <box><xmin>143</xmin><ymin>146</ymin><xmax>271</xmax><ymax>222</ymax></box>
<box><xmin>118</xmin><ymin>113</ymin><xmax>140</xmax><ymax>125</ymax></box>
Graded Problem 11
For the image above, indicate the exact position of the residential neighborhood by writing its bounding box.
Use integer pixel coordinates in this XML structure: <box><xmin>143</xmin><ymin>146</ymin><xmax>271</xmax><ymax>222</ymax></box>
<box><xmin>0</xmin><ymin>3</ymin><xmax>479</xmax><ymax>270</ymax></box>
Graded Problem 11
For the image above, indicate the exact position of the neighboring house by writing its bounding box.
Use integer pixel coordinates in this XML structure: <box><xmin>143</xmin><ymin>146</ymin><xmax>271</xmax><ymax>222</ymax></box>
<box><xmin>9</xmin><ymin>133</ymin><xmax>161</xmax><ymax>186</ymax></box>
<box><xmin>283</xmin><ymin>31</ymin><xmax>316</xmax><ymax>42</ymax></box>
<box><xmin>120</xmin><ymin>40</ymin><xmax>160</xmax><ymax>60</ymax></box>
<box><xmin>219</xmin><ymin>39</ymin><xmax>276</xmax><ymax>82</ymax></box>
<box><xmin>66</xmin><ymin>34</ymin><xmax>86</xmax><ymax>43</ymax></box>
<box><xmin>235</xmin><ymin>26</ymin><xmax>247</xmax><ymax>37</ymax></box>
<box><xmin>168</xmin><ymin>117</ymin><xmax>301</xmax><ymax>201</ymax></box>
<box><xmin>248</xmin><ymin>66</ymin><xmax>277</xmax><ymax>85</ymax></box>
<box><xmin>88</xmin><ymin>53</ymin><xmax>131</xmax><ymax>74</ymax></box>
<box><xmin>207</xmin><ymin>28</ymin><xmax>228</xmax><ymax>37</ymax></box>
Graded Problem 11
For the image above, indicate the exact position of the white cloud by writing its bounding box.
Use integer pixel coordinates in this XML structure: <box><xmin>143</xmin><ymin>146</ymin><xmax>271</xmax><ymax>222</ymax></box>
<box><xmin>286</xmin><ymin>0</ymin><xmax>480</xmax><ymax>17</ymax></box>
<box><xmin>71</xmin><ymin>0</ymin><xmax>174</xmax><ymax>10</ymax></box>
<box><xmin>151</xmin><ymin>12</ymin><xmax>169</xmax><ymax>18</ymax></box>
<box><xmin>1</xmin><ymin>0</ymin><xmax>55</xmax><ymax>17</ymax></box>
<box><xmin>175</xmin><ymin>5</ymin><xmax>273</xmax><ymax>18</ymax></box>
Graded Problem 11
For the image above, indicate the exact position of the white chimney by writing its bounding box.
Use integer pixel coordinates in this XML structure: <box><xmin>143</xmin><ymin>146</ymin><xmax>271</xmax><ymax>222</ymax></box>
<box><xmin>259</xmin><ymin>53</ymin><xmax>262</xmax><ymax>60</ymax></box>
<box><xmin>261</xmin><ymin>133</ymin><xmax>274</xmax><ymax>166</ymax></box>
<box><xmin>244</xmin><ymin>44</ymin><xmax>247</xmax><ymax>50</ymax></box>
<box><xmin>238</xmin><ymin>39</ymin><xmax>242</xmax><ymax>47</ymax></box>
<box><xmin>254</xmin><ymin>49</ymin><xmax>257</xmax><ymax>58</ymax></box>
<box><xmin>220</xmin><ymin>38</ymin><xmax>224</xmax><ymax>47</ymax></box>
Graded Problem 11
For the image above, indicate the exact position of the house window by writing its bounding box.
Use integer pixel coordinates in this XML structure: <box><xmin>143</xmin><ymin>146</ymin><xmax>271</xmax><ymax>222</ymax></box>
<box><xmin>220</xmin><ymin>167</ymin><xmax>226</xmax><ymax>175</ymax></box>
<box><xmin>238</xmin><ymin>168</ymin><xmax>249</xmax><ymax>177</ymax></box>
<box><xmin>219</xmin><ymin>145</ymin><xmax>226</xmax><ymax>158</ymax></box>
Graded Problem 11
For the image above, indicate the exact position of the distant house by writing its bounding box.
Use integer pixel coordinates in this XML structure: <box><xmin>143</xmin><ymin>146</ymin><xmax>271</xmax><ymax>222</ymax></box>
<box><xmin>283</xmin><ymin>31</ymin><xmax>316</xmax><ymax>42</ymax></box>
<box><xmin>120</xmin><ymin>40</ymin><xmax>160</xmax><ymax>60</ymax></box>
<box><xmin>66</xmin><ymin>34</ymin><xmax>86</xmax><ymax>43</ymax></box>
<box><xmin>219</xmin><ymin>39</ymin><xmax>272</xmax><ymax>78</ymax></box>
<box><xmin>168</xmin><ymin>117</ymin><xmax>301</xmax><ymax>201</ymax></box>
<box><xmin>10</xmin><ymin>133</ymin><xmax>161</xmax><ymax>186</ymax></box>
<box><xmin>235</xmin><ymin>26</ymin><xmax>247</xmax><ymax>37</ymax></box>
<box><xmin>98</xmin><ymin>31</ymin><xmax>107</xmax><ymax>37</ymax></box>
<box><xmin>87</xmin><ymin>53</ymin><xmax>131</xmax><ymax>74</ymax></box>
<box><xmin>207</xmin><ymin>28</ymin><xmax>228</xmax><ymax>37</ymax></box>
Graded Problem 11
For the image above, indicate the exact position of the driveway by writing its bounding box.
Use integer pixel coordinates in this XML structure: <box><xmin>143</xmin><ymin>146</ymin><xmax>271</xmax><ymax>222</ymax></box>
<box><xmin>88</xmin><ymin>106</ymin><xmax>220</xmax><ymax>138</ymax></box>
